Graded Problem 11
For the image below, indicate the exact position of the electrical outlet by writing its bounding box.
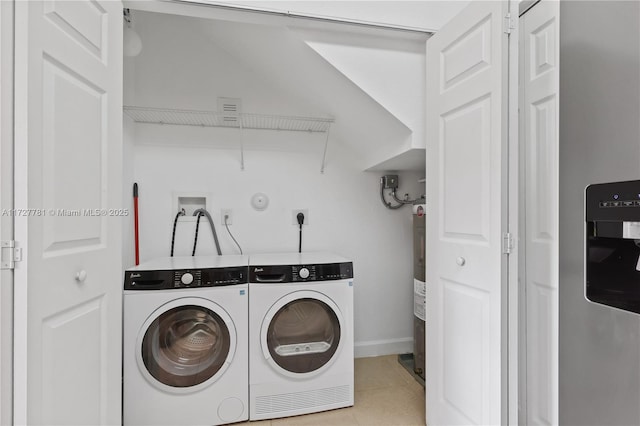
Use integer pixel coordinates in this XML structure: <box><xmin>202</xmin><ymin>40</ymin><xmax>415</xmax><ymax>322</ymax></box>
<box><xmin>292</xmin><ymin>209</ymin><xmax>309</xmax><ymax>225</ymax></box>
<box><xmin>221</xmin><ymin>209</ymin><xmax>232</xmax><ymax>225</ymax></box>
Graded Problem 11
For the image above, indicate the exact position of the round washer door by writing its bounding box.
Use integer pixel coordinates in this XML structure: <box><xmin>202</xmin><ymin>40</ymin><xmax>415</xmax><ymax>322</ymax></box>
<box><xmin>261</xmin><ymin>290</ymin><xmax>345</xmax><ymax>378</ymax></box>
<box><xmin>136</xmin><ymin>297</ymin><xmax>236</xmax><ymax>393</ymax></box>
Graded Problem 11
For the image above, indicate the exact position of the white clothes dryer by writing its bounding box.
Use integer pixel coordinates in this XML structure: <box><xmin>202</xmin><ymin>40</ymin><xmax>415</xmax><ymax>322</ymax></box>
<box><xmin>123</xmin><ymin>255</ymin><xmax>248</xmax><ymax>426</ymax></box>
<box><xmin>248</xmin><ymin>252</ymin><xmax>354</xmax><ymax>421</ymax></box>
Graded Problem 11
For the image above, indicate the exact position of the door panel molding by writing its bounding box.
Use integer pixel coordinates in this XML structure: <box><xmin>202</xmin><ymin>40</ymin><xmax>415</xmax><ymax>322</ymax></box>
<box><xmin>13</xmin><ymin>1</ymin><xmax>123</xmax><ymax>423</ymax></box>
<box><xmin>426</xmin><ymin>1</ymin><xmax>511</xmax><ymax>424</ymax></box>
<box><xmin>520</xmin><ymin>1</ymin><xmax>559</xmax><ymax>424</ymax></box>
<box><xmin>0</xmin><ymin>1</ymin><xmax>15</xmax><ymax>423</ymax></box>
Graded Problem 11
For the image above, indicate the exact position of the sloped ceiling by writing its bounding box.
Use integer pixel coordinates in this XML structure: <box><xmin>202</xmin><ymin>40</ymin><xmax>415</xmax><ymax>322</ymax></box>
<box><xmin>130</xmin><ymin>9</ymin><xmax>429</xmax><ymax>170</ymax></box>
<box><xmin>197</xmin><ymin>18</ymin><xmax>420</xmax><ymax>170</ymax></box>
<box><xmin>291</xmin><ymin>26</ymin><xmax>428</xmax><ymax>170</ymax></box>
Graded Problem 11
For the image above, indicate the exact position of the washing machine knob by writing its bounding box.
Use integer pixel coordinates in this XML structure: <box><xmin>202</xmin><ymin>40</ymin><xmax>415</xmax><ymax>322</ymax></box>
<box><xmin>181</xmin><ymin>272</ymin><xmax>194</xmax><ymax>286</ymax></box>
<box><xmin>299</xmin><ymin>268</ymin><xmax>310</xmax><ymax>279</ymax></box>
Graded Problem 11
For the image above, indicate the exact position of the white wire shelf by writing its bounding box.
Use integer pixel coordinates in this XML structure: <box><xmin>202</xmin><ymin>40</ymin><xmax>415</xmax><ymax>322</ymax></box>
<box><xmin>123</xmin><ymin>106</ymin><xmax>334</xmax><ymax>133</ymax></box>
<box><xmin>123</xmin><ymin>106</ymin><xmax>334</xmax><ymax>173</ymax></box>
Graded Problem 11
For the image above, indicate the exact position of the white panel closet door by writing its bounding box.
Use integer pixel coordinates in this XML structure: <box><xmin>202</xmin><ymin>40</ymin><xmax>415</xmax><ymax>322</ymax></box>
<box><xmin>521</xmin><ymin>1</ymin><xmax>559</xmax><ymax>424</ymax></box>
<box><xmin>13</xmin><ymin>1</ymin><xmax>123</xmax><ymax>424</ymax></box>
<box><xmin>0</xmin><ymin>1</ymin><xmax>14</xmax><ymax>424</ymax></box>
<box><xmin>426</xmin><ymin>1</ymin><xmax>510</xmax><ymax>424</ymax></box>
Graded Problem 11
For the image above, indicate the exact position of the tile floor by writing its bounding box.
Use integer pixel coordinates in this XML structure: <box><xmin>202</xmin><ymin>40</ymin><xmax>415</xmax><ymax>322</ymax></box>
<box><xmin>246</xmin><ymin>355</ymin><xmax>425</xmax><ymax>426</ymax></box>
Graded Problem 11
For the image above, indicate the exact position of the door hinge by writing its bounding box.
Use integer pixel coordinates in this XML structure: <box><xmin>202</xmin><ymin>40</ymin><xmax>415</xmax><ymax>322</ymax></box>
<box><xmin>504</xmin><ymin>13</ymin><xmax>516</xmax><ymax>34</ymax></box>
<box><xmin>502</xmin><ymin>233</ymin><xmax>514</xmax><ymax>255</ymax></box>
<box><xmin>1</xmin><ymin>240</ymin><xmax>22</xmax><ymax>270</ymax></box>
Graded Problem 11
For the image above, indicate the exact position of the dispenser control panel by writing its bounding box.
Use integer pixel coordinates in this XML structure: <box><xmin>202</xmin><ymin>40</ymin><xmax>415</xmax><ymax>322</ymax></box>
<box><xmin>599</xmin><ymin>199</ymin><xmax>640</xmax><ymax>208</ymax></box>
<box><xmin>587</xmin><ymin>180</ymin><xmax>640</xmax><ymax>221</ymax></box>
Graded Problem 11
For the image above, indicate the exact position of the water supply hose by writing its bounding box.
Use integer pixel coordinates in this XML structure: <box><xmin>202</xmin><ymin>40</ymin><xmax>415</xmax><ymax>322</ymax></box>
<box><xmin>170</xmin><ymin>209</ymin><xmax>185</xmax><ymax>256</ymax></box>
<box><xmin>193</xmin><ymin>208</ymin><xmax>222</xmax><ymax>255</ymax></box>
<box><xmin>192</xmin><ymin>212</ymin><xmax>203</xmax><ymax>256</ymax></box>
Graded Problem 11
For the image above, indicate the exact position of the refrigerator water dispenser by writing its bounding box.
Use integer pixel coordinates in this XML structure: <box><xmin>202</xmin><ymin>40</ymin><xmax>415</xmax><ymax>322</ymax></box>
<box><xmin>586</xmin><ymin>180</ymin><xmax>640</xmax><ymax>314</ymax></box>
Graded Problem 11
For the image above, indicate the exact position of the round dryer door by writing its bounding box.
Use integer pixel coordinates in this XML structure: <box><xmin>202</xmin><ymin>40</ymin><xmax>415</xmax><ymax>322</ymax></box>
<box><xmin>261</xmin><ymin>291</ymin><xmax>344</xmax><ymax>377</ymax></box>
<box><xmin>137</xmin><ymin>298</ymin><xmax>236</xmax><ymax>392</ymax></box>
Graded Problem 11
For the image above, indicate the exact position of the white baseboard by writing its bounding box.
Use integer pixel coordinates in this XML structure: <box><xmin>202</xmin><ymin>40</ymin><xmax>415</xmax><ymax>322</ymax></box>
<box><xmin>354</xmin><ymin>337</ymin><xmax>413</xmax><ymax>358</ymax></box>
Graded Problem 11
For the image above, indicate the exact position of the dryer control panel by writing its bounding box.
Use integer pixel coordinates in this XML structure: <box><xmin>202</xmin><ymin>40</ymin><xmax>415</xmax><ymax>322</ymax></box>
<box><xmin>250</xmin><ymin>262</ymin><xmax>353</xmax><ymax>283</ymax></box>
<box><xmin>124</xmin><ymin>266</ymin><xmax>247</xmax><ymax>290</ymax></box>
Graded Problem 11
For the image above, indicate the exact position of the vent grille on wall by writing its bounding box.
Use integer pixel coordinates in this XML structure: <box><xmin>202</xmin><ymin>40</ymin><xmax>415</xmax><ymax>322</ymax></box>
<box><xmin>123</xmin><ymin>105</ymin><xmax>334</xmax><ymax>173</ymax></box>
<box><xmin>218</xmin><ymin>97</ymin><xmax>241</xmax><ymax>125</ymax></box>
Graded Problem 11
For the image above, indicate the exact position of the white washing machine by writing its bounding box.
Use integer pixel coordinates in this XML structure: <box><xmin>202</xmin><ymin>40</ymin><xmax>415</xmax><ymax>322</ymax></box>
<box><xmin>123</xmin><ymin>255</ymin><xmax>248</xmax><ymax>426</ymax></box>
<box><xmin>248</xmin><ymin>252</ymin><xmax>354</xmax><ymax>420</ymax></box>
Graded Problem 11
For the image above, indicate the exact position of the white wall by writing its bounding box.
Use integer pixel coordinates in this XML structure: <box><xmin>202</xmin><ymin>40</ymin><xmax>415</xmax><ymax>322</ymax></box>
<box><xmin>559</xmin><ymin>2</ymin><xmax>640</xmax><ymax>424</ymax></box>
<box><xmin>124</xmin><ymin>10</ymin><xmax>425</xmax><ymax>357</ymax></box>
<box><xmin>129</xmin><ymin>141</ymin><xmax>423</xmax><ymax>356</ymax></box>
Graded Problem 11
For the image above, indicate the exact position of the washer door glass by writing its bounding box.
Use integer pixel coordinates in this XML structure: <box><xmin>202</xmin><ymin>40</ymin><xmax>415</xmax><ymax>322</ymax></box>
<box><xmin>141</xmin><ymin>305</ymin><xmax>230</xmax><ymax>387</ymax></box>
<box><xmin>267</xmin><ymin>298</ymin><xmax>341</xmax><ymax>374</ymax></box>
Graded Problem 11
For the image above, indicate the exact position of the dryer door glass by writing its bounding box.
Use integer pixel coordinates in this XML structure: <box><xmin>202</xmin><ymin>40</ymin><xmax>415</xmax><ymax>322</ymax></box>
<box><xmin>267</xmin><ymin>298</ymin><xmax>341</xmax><ymax>373</ymax></box>
<box><xmin>141</xmin><ymin>305</ymin><xmax>230</xmax><ymax>387</ymax></box>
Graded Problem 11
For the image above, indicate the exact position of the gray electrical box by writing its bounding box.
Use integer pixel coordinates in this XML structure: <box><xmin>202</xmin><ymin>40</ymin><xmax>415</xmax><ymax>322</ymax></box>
<box><xmin>382</xmin><ymin>175</ymin><xmax>399</xmax><ymax>189</ymax></box>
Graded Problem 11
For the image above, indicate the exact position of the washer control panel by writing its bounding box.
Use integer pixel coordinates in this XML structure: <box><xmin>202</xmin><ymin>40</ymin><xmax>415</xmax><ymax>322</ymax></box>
<box><xmin>124</xmin><ymin>266</ymin><xmax>247</xmax><ymax>290</ymax></box>
<box><xmin>251</xmin><ymin>262</ymin><xmax>353</xmax><ymax>283</ymax></box>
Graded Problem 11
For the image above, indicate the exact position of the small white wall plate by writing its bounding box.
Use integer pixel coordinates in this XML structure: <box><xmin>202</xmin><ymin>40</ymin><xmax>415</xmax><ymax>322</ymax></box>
<box><xmin>251</xmin><ymin>193</ymin><xmax>269</xmax><ymax>211</ymax></box>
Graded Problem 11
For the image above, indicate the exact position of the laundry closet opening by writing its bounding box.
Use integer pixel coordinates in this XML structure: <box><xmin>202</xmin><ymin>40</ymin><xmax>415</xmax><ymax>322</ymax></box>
<box><xmin>122</xmin><ymin>0</ymin><xmax>427</xmax><ymax>387</ymax></box>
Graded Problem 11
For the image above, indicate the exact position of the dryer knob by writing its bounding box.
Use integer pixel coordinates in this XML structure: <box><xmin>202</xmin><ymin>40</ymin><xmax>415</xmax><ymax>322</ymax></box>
<box><xmin>181</xmin><ymin>273</ymin><xmax>194</xmax><ymax>285</ymax></box>
<box><xmin>299</xmin><ymin>268</ymin><xmax>310</xmax><ymax>279</ymax></box>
